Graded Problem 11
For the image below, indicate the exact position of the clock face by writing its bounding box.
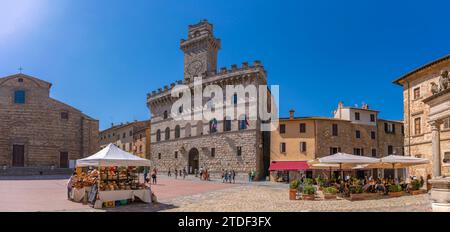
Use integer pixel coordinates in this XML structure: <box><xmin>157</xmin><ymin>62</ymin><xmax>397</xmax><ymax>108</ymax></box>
<box><xmin>187</xmin><ymin>60</ymin><xmax>203</xmax><ymax>76</ymax></box>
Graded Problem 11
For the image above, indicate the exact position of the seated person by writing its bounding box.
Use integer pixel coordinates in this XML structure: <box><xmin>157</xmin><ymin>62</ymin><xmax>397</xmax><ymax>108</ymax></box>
<box><xmin>375</xmin><ymin>180</ymin><xmax>386</xmax><ymax>193</ymax></box>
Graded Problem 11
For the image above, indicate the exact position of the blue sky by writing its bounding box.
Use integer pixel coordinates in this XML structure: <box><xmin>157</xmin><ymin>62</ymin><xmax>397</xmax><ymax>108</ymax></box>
<box><xmin>1</xmin><ymin>0</ymin><xmax>450</xmax><ymax>130</ymax></box>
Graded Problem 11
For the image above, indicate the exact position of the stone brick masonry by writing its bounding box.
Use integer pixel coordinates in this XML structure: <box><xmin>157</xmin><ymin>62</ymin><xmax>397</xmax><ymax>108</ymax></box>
<box><xmin>0</xmin><ymin>73</ymin><xmax>99</xmax><ymax>168</ymax></box>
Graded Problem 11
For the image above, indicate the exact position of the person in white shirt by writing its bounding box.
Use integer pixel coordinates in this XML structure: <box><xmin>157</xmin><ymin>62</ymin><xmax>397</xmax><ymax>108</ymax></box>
<box><xmin>67</xmin><ymin>172</ymin><xmax>76</xmax><ymax>200</ymax></box>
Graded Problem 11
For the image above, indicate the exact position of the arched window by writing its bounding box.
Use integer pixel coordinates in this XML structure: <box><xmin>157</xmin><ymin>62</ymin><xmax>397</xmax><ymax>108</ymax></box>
<box><xmin>163</xmin><ymin>110</ymin><xmax>168</xmax><ymax>119</ymax></box>
<box><xmin>185</xmin><ymin>123</ymin><xmax>191</xmax><ymax>137</ymax></box>
<box><xmin>232</xmin><ymin>93</ymin><xmax>238</xmax><ymax>105</ymax></box>
<box><xmin>156</xmin><ymin>129</ymin><xmax>161</xmax><ymax>142</ymax></box>
<box><xmin>209</xmin><ymin>118</ymin><xmax>218</xmax><ymax>133</ymax></box>
<box><xmin>196</xmin><ymin>121</ymin><xmax>203</xmax><ymax>136</ymax></box>
<box><xmin>238</xmin><ymin>115</ymin><xmax>248</xmax><ymax>130</ymax></box>
<box><xmin>223</xmin><ymin>117</ymin><xmax>231</xmax><ymax>132</ymax></box>
<box><xmin>165</xmin><ymin>127</ymin><xmax>170</xmax><ymax>140</ymax></box>
<box><xmin>175</xmin><ymin>125</ymin><xmax>181</xmax><ymax>138</ymax></box>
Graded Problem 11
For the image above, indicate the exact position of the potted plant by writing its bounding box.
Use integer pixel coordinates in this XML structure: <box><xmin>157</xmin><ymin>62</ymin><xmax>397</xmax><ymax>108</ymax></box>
<box><xmin>289</xmin><ymin>180</ymin><xmax>299</xmax><ymax>200</ymax></box>
<box><xmin>323</xmin><ymin>186</ymin><xmax>338</xmax><ymax>200</ymax></box>
<box><xmin>315</xmin><ymin>176</ymin><xmax>325</xmax><ymax>190</ymax></box>
<box><xmin>302</xmin><ymin>185</ymin><xmax>316</xmax><ymax>200</ymax></box>
<box><xmin>388</xmin><ymin>184</ymin><xmax>404</xmax><ymax>197</ymax></box>
<box><xmin>349</xmin><ymin>181</ymin><xmax>369</xmax><ymax>200</ymax></box>
<box><xmin>409</xmin><ymin>179</ymin><xmax>426</xmax><ymax>195</ymax></box>
<box><xmin>426</xmin><ymin>175</ymin><xmax>432</xmax><ymax>192</ymax></box>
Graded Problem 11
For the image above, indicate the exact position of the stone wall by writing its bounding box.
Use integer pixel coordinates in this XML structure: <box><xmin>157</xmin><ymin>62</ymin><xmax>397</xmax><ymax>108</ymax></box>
<box><xmin>150</xmin><ymin>129</ymin><xmax>262</xmax><ymax>180</ymax></box>
<box><xmin>0</xmin><ymin>74</ymin><xmax>99</xmax><ymax>167</ymax></box>
<box><xmin>398</xmin><ymin>59</ymin><xmax>450</xmax><ymax>177</ymax></box>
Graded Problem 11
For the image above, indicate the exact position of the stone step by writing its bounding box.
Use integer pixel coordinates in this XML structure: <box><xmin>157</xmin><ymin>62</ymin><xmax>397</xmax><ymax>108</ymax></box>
<box><xmin>0</xmin><ymin>167</ymin><xmax>74</xmax><ymax>176</ymax></box>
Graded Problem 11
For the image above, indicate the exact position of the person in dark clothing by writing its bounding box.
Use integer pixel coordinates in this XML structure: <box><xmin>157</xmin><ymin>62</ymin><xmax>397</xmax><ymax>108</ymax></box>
<box><xmin>151</xmin><ymin>169</ymin><xmax>157</xmax><ymax>184</ymax></box>
<box><xmin>231</xmin><ymin>170</ymin><xmax>236</xmax><ymax>184</ymax></box>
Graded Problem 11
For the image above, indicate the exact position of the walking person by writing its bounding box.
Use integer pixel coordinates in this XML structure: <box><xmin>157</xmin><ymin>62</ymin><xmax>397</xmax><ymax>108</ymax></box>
<box><xmin>175</xmin><ymin>168</ymin><xmax>178</xmax><ymax>179</ymax></box>
<box><xmin>143</xmin><ymin>167</ymin><xmax>148</xmax><ymax>182</ymax></box>
<box><xmin>222</xmin><ymin>169</ymin><xmax>226</xmax><ymax>183</ymax></box>
<box><xmin>183</xmin><ymin>168</ymin><xmax>187</xmax><ymax>179</ymax></box>
<box><xmin>248</xmin><ymin>170</ymin><xmax>252</xmax><ymax>182</ymax></box>
<box><xmin>151</xmin><ymin>170</ymin><xmax>157</xmax><ymax>184</ymax></box>
<box><xmin>67</xmin><ymin>172</ymin><xmax>76</xmax><ymax>200</ymax></box>
<box><xmin>224</xmin><ymin>170</ymin><xmax>229</xmax><ymax>183</ymax></box>
<box><xmin>227</xmin><ymin>170</ymin><xmax>232</xmax><ymax>183</ymax></box>
<box><xmin>168</xmin><ymin>168</ymin><xmax>171</xmax><ymax>177</ymax></box>
<box><xmin>232</xmin><ymin>170</ymin><xmax>236</xmax><ymax>184</ymax></box>
<box><xmin>251</xmin><ymin>170</ymin><xmax>255</xmax><ymax>182</ymax></box>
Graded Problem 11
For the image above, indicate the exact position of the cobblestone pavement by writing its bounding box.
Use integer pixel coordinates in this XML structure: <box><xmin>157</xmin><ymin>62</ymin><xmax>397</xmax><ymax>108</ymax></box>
<box><xmin>0</xmin><ymin>176</ymin><xmax>432</xmax><ymax>212</ymax></box>
<box><xmin>159</xmin><ymin>185</ymin><xmax>432</xmax><ymax>212</ymax></box>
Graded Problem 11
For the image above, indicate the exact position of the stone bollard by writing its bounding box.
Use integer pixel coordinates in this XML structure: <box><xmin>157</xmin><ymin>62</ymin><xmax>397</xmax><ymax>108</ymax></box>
<box><xmin>429</xmin><ymin>177</ymin><xmax>450</xmax><ymax>212</ymax></box>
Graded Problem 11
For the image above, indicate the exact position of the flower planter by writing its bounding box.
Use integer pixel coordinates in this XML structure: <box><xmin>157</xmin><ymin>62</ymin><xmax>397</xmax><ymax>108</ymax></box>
<box><xmin>324</xmin><ymin>194</ymin><xmax>337</xmax><ymax>200</ymax></box>
<box><xmin>302</xmin><ymin>194</ymin><xmax>315</xmax><ymax>201</ymax></box>
<box><xmin>349</xmin><ymin>193</ymin><xmax>379</xmax><ymax>201</ymax></box>
<box><xmin>289</xmin><ymin>189</ymin><xmax>297</xmax><ymax>200</ymax></box>
<box><xmin>388</xmin><ymin>191</ymin><xmax>404</xmax><ymax>197</ymax></box>
<box><xmin>410</xmin><ymin>189</ymin><xmax>427</xmax><ymax>195</ymax></box>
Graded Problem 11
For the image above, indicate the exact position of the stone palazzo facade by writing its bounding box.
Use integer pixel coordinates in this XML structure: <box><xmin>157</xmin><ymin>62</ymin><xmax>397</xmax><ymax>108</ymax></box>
<box><xmin>0</xmin><ymin>73</ymin><xmax>99</xmax><ymax>168</ymax></box>
<box><xmin>394</xmin><ymin>55</ymin><xmax>450</xmax><ymax>178</ymax></box>
<box><xmin>99</xmin><ymin>120</ymin><xmax>151</xmax><ymax>159</ymax></box>
<box><xmin>147</xmin><ymin>20</ymin><xmax>270</xmax><ymax>180</ymax></box>
<box><xmin>270</xmin><ymin>104</ymin><xmax>404</xmax><ymax>181</ymax></box>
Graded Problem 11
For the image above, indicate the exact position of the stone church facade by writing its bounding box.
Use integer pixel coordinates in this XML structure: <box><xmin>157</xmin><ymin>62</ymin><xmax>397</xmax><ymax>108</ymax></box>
<box><xmin>147</xmin><ymin>20</ymin><xmax>270</xmax><ymax>180</ymax></box>
<box><xmin>394</xmin><ymin>55</ymin><xmax>450</xmax><ymax>178</ymax></box>
<box><xmin>0</xmin><ymin>73</ymin><xmax>99</xmax><ymax>169</ymax></box>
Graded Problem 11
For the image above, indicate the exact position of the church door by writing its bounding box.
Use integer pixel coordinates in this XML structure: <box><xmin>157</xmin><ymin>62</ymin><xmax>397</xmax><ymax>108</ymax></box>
<box><xmin>12</xmin><ymin>145</ymin><xmax>25</xmax><ymax>167</ymax></box>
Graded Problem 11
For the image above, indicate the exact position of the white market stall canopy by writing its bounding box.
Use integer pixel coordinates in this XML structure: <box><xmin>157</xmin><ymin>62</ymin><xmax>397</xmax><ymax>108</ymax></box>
<box><xmin>76</xmin><ymin>143</ymin><xmax>152</xmax><ymax>167</ymax></box>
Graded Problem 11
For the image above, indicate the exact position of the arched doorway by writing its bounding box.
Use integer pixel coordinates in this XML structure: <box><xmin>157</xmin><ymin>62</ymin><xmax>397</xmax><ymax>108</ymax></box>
<box><xmin>188</xmin><ymin>148</ymin><xmax>199</xmax><ymax>174</ymax></box>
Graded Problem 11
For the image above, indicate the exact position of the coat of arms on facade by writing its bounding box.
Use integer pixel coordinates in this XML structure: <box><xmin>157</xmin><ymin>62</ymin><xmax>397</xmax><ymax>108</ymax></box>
<box><xmin>431</xmin><ymin>70</ymin><xmax>450</xmax><ymax>94</ymax></box>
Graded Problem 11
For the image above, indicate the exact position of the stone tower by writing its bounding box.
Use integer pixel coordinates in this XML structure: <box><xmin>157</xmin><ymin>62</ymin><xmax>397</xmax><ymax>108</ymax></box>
<box><xmin>180</xmin><ymin>19</ymin><xmax>221</xmax><ymax>81</ymax></box>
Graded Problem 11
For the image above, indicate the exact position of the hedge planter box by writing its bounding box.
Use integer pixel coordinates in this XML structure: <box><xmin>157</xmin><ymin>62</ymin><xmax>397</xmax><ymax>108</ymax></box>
<box><xmin>410</xmin><ymin>189</ymin><xmax>427</xmax><ymax>195</ymax></box>
<box><xmin>324</xmin><ymin>194</ymin><xmax>337</xmax><ymax>200</ymax></box>
<box><xmin>302</xmin><ymin>194</ymin><xmax>315</xmax><ymax>201</ymax></box>
<box><xmin>289</xmin><ymin>189</ymin><xmax>297</xmax><ymax>200</ymax></box>
<box><xmin>349</xmin><ymin>193</ymin><xmax>380</xmax><ymax>201</ymax></box>
<box><xmin>388</xmin><ymin>191</ymin><xmax>404</xmax><ymax>197</ymax></box>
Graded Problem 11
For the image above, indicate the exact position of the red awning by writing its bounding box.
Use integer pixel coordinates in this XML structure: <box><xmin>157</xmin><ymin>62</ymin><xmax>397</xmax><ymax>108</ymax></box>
<box><xmin>268</xmin><ymin>161</ymin><xmax>309</xmax><ymax>171</ymax></box>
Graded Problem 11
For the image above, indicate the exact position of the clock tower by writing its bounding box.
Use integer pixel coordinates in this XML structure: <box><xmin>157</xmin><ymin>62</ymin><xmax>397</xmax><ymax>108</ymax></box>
<box><xmin>180</xmin><ymin>19</ymin><xmax>221</xmax><ymax>81</ymax></box>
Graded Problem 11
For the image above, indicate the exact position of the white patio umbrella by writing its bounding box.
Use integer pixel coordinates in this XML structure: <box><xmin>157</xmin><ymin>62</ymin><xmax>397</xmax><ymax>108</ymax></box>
<box><xmin>309</xmin><ymin>163</ymin><xmax>341</xmax><ymax>180</ymax></box>
<box><xmin>367</xmin><ymin>155</ymin><xmax>429</xmax><ymax>180</ymax></box>
<box><xmin>309</xmin><ymin>153</ymin><xmax>380</xmax><ymax>180</ymax></box>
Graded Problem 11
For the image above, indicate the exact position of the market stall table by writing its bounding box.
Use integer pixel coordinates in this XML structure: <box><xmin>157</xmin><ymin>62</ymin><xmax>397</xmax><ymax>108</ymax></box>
<box><xmin>74</xmin><ymin>143</ymin><xmax>153</xmax><ymax>208</ymax></box>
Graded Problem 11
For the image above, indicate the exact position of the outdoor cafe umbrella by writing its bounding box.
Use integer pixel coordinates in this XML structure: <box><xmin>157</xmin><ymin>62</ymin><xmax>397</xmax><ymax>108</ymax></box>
<box><xmin>366</xmin><ymin>155</ymin><xmax>429</xmax><ymax>179</ymax></box>
<box><xmin>309</xmin><ymin>153</ymin><xmax>380</xmax><ymax>180</ymax></box>
<box><xmin>309</xmin><ymin>163</ymin><xmax>341</xmax><ymax>180</ymax></box>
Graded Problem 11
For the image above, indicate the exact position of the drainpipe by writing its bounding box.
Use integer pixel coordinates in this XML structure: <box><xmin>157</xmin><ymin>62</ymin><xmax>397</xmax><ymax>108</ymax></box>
<box><xmin>407</xmin><ymin>80</ymin><xmax>411</xmax><ymax>157</ymax></box>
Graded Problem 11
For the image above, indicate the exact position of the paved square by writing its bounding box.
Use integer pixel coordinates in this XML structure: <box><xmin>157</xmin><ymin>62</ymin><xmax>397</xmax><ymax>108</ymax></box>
<box><xmin>0</xmin><ymin>176</ymin><xmax>432</xmax><ymax>212</ymax></box>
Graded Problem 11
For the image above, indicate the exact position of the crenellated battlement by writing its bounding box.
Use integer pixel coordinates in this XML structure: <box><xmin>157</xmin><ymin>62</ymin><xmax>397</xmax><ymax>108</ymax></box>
<box><xmin>147</xmin><ymin>60</ymin><xmax>266</xmax><ymax>101</ymax></box>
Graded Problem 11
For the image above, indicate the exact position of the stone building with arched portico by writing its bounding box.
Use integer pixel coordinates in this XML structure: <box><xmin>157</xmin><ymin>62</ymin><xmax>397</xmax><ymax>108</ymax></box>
<box><xmin>147</xmin><ymin>20</ymin><xmax>271</xmax><ymax>180</ymax></box>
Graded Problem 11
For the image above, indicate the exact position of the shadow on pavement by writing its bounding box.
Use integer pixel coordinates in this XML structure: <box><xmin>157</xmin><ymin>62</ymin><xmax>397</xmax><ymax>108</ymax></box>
<box><xmin>103</xmin><ymin>202</ymin><xmax>178</xmax><ymax>212</ymax></box>
<box><xmin>0</xmin><ymin>175</ymin><xmax>70</xmax><ymax>180</ymax></box>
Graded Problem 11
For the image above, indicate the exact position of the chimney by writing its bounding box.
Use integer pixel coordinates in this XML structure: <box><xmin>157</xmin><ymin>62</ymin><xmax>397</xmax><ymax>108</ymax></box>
<box><xmin>111</xmin><ymin>123</ymin><xmax>114</xmax><ymax>127</ymax></box>
<box><xmin>338</xmin><ymin>101</ymin><xmax>344</xmax><ymax>109</ymax></box>
<box><xmin>362</xmin><ymin>103</ymin><xmax>369</xmax><ymax>110</ymax></box>
<box><xmin>289</xmin><ymin>109</ymin><xmax>295</xmax><ymax>119</ymax></box>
